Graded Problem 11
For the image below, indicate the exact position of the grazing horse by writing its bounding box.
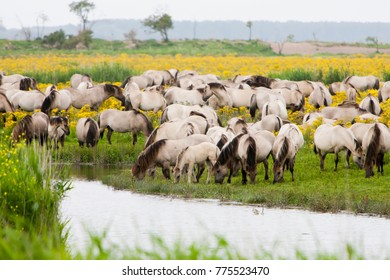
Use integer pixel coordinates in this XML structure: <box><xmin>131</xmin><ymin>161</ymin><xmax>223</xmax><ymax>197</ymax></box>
<box><xmin>227</xmin><ymin>117</ymin><xmax>247</xmax><ymax>134</ymax></box>
<box><xmin>320</xmin><ymin>101</ymin><xmax>375</xmax><ymax>122</ymax></box>
<box><xmin>132</xmin><ymin>134</ymin><xmax>213</xmax><ymax>180</ymax></box>
<box><xmin>173</xmin><ymin>142</ymin><xmax>220</xmax><ymax>184</ymax></box>
<box><xmin>76</xmin><ymin>117</ymin><xmax>100</xmax><ymax>147</ymax></box>
<box><xmin>143</xmin><ymin>70</ymin><xmax>176</xmax><ymax>86</ymax></box>
<box><xmin>144</xmin><ymin>115</ymin><xmax>208</xmax><ymax>148</ymax></box>
<box><xmin>10</xmin><ymin>90</ymin><xmax>48</xmax><ymax>111</ymax></box>
<box><xmin>65</xmin><ymin>84</ymin><xmax>125</xmax><ymax>110</ymax></box>
<box><xmin>279</xmin><ymin>87</ymin><xmax>305</xmax><ymax>112</ymax></box>
<box><xmin>98</xmin><ymin>109</ymin><xmax>153</xmax><ymax>145</ymax></box>
<box><xmin>0</xmin><ymin>91</ymin><xmax>15</xmax><ymax>112</ymax></box>
<box><xmin>314</xmin><ymin>124</ymin><xmax>363</xmax><ymax>171</ymax></box>
<box><xmin>70</xmin><ymin>73</ymin><xmax>92</xmax><ymax>89</ymax></box>
<box><xmin>48</xmin><ymin>116</ymin><xmax>70</xmax><ymax>149</ymax></box>
<box><xmin>12</xmin><ymin>113</ymin><xmax>49</xmax><ymax>145</ymax></box>
<box><xmin>249</xmin><ymin>87</ymin><xmax>285</xmax><ymax>119</ymax></box>
<box><xmin>308</xmin><ymin>86</ymin><xmax>332</xmax><ymax>108</ymax></box>
<box><xmin>248</xmin><ymin>114</ymin><xmax>283</xmax><ymax>133</ymax></box>
<box><xmin>359</xmin><ymin>94</ymin><xmax>381</xmax><ymax>115</ymax></box>
<box><xmin>41</xmin><ymin>88</ymin><xmax>73</xmax><ymax>114</ymax></box>
<box><xmin>362</xmin><ymin>123</ymin><xmax>390</xmax><ymax>177</ymax></box>
<box><xmin>160</xmin><ymin>104</ymin><xmax>221</xmax><ymax>127</ymax></box>
<box><xmin>346</xmin><ymin>83</ymin><xmax>360</xmax><ymax>102</ymax></box>
<box><xmin>124</xmin><ymin>85</ymin><xmax>166</xmax><ymax>112</ymax></box>
<box><xmin>206</xmin><ymin>126</ymin><xmax>236</xmax><ymax>149</ymax></box>
<box><xmin>272</xmin><ymin>123</ymin><xmax>304</xmax><ymax>183</ymax></box>
<box><xmin>120</xmin><ymin>75</ymin><xmax>153</xmax><ymax>90</ymax></box>
<box><xmin>0</xmin><ymin>77</ymin><xmax>38</xmax><ymax>91</ymax></box>
<box><xmin>0</xmin><ymin>73</ymin><xmax>25</xmax><ymax>84</ymax></box>
<box><xmin>342</xmin><ymin>75</ymin><xmax>380</xmax><ymax>91</ymax></box>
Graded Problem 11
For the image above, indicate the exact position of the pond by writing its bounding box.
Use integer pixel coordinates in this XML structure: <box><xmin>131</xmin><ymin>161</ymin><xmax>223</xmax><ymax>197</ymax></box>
<box><xmin>61</xmin><ymin>165</ymin><xmax>390</xmax><ymax>259</ymax></box>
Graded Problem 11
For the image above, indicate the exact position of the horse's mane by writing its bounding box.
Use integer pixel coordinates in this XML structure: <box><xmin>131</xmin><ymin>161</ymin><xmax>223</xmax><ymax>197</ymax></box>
<box><xmin>120</xmin><ymin>76</ymin><xmax>132</xmax><ymax>88</ymax></box>
<box><xmin>337</xmin><ymin>101</ymin><xmax>360</xmax><ymax>108</ymax></box>
<box><xmin>160</xmin><ymin>107</ymin><xmax>168</xmax><ymax>124</ymax></box>
<box><xmin>364</xmin><ymin>124</ymin><xmax>381</xmax><ymax>170</ymax></box>
<box><xmin>343</xmin><ymin>76</ymin><xmax>353</xmax><ymax>84</ymax></box>
<box><xmin>245</xmin><ymin>136</ymin><xmax>257</xmax><ymax>173</ymax></box>
<box><xmin>137</xmin><ymin>139</ymin><xmax>167</xmax><ymax>172</ymax></box>
<box><xmin>217</xmin><ymin>134</ymin><xmax>244</xmax><ymax>166</ymax></box>
<box><xmin>208</xmin><ymin>82</ymin><xmax>226</xmax><ymax>92</ymax></box>
<box><xmin>189</xmin><ymin>110</ymin><xmax>207</xmax><ymax>119</ymax></box>
<box><xmin>245</xmin><ymin>75</ymin><xmax>275</xmax><ymax>88</ymax></box>
<box><xmin>12</xmin><ymin>115</ymin><xmax>33</xmax><ymax>143</ymax></box>
<box><xmin>144</xmin><ymin>127</ymin><xmax>158</xmax><ymax>148</ymax></box>
<box><xmin>133</xmin><ymin>109</ymin><xmax>154</xmax><ymax>135</ymax></box>
<box><xmin>216</xmin><ymin>134</ymin><xmax>228</xmax><ymax>150</ymax></box>
<box><xmin>176</xmin><ymin>146</ymin><xmax>189</xmax><ymax>167</ymax></box>
<box><xmin>104</xmin><ymin>84</ymin><xmax>121</xmax><ymax>95</ymax></box>
<box><xmin>276</xmin><ymin>115</ymin><xmax>282</xmax><ymax>131</ymax></box>
<box><xmin>275</xmin><ymin>137</ymin><xmax>290</xmax><ymax>167</ymax></box>
<box><xmin>85</xmin><ymin>118</ymin><xmax>98</xmax><ymax>147</ymax></box>
<box><xmin>41</xmin><ymin>90</ymin><xmax>57</xmax><ymax>114</ymax></box>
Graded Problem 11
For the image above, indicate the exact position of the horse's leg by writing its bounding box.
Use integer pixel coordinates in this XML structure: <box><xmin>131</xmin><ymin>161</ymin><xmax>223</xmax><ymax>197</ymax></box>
<box><xmin>263</xmin><ymin>159</ymin><xmax>269</xmax><ymax>180</ymax></box>
<box><xmin>319</xmin><ymin>151</ymin><xmax>326</xmax><ymax>170</ymax></box>
<box><xmin>378</xmin><ymin>152</ymin><xmax>385</xmax><ymax>174</ymax></box>
<box><xmin>162</xmin><ymin>162</ymin><xmax>171</xmax><ymax>180</ymax></box>
<box><xmin>196</xmin><ymin>163</ymin><xmax>205</xmax><ymax>183</ymax></box>
<box><xmin>290</xmin><ymin>157</ymin><xmax>296</xmax><ymax>181</ymax></box>
<box><xmin>78</xmin><ymin>141</ymin><xmax>84</xmax><ymax>147</ymax></box>
<box><xmin>60</xmin><ymin>135</ymin><xmax>65</xmax><ymax>148</ymax></box>
<box><xmin>205</xmin><ymin>161</ymin><xmax>212</xmax><ymax>184</ymax></box>
<box><xmin>345</xmin><ymin>150</ymin><xmax>351</xmax><ymax>168</ymax></box>
<box><xmin>106</xmin><ymin>127</ymin><xmax>113</xmax><ymax>145</ymax></box>
<box><xmin>132</xmin><ymin>132</ymin><xmax>137</xmax><ymax>145</ymax></box>
<box><xmin>241</xmin><ymin>168</ymin><xmax>247</xmax><ymax>185</ymax></box>
<box><xmin>188</xmin><ymin>162</ymin><xmax>194</xmax><ymax>184</ymax></box>
<box><xmin>227</xmin><ymin>162</ymin><xmax>233</xmax><ymax>183</ymax></box>
<box><xmin>334</xmin><ymin>152</ymin><xmax>339</xmax><ymax>171</ymax></box>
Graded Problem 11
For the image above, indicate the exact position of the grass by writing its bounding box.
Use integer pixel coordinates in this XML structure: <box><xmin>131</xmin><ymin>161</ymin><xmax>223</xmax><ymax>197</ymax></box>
<box><xmin>0</xmin><ymin>39</ymin><xmax>275</xmax><ymax>57</ymax></box>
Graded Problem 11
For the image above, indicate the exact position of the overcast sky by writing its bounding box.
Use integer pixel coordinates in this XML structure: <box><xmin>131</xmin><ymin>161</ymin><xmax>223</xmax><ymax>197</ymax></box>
<box><xmin>1</xmin><ymin>0</ymin><xmax>390</xmax><ymax>29</ymax></box>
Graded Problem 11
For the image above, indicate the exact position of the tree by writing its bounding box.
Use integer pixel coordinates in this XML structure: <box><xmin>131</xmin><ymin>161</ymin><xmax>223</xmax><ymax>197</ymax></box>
<box><xmin>142</xmin><ymin>13</ymin><xmax>173</xmax><ymax>42</ymax></box>
<box><xmin>36</xmin><ymin>13</ymin><xmax>48</xmax><ymax>39</ymax></box>
<box><xmin>366</xmin><ymin>36</ymin><xmax>379</xmax><ymax>53</ymax></box>
<box><xmin>277</xmin><ymin>34</ymin><xmax>294</xmax><ymax>55</ymax></box>
<box><xmin>69</xmin><ymin>0</ymin><xmax>95</xmax><ymax>31</ymax></box>
<box><xmin>42</xmin><ymin>29</ymin><xmax>66</xmax><ymax>48</ymax></box>
<box><xmin>246</xmin><ymin>21</ymin><xmax>252</xmax><ymax>41</ymax></box>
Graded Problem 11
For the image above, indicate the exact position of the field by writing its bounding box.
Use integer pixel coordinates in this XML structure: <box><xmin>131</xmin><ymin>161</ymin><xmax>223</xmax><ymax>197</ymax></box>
<box><xmin>1</xmin><ymin>40</ymin><xmax>390</xmax><ymax>259</ymax></box>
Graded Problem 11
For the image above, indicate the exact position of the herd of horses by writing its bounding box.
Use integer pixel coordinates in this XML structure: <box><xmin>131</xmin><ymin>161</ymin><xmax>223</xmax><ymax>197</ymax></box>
<box><xmin>1</xmin><ymin>69</ymin><xmax>389</xmax><ymax>183</ymax></box>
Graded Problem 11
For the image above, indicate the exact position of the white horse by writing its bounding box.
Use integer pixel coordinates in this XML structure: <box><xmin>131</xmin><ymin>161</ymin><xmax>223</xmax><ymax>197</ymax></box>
<box><xmin>164</xmin><ymin>84</ymin><xmax>214</xmax><ymax>106</ymax></box>
<box><xmin>314</xmin><ymin>124</ymin><xmax>363</xmax><ymax>171</ymax></box>
<box><xmin>362</xmin><ymin>123</ymin><xmax>390</xmax><ymax>177</ymax></box>
<box><xmin>262</xmin><ymin>99</ymin><xmax>288</xmax><ymax>120</ymax></box>
<box><xmin>346</xmin><ymin>83</ymin><xmax>360</xmax><ymax>102</ymax></box>
<box><xmin>124</xmin><ymin>85</ymin><xmax>166</xmax><ymax>112</ymax></box>
<box><xmin>65</xmin><ymin>84</ymin><xmax>125</xmax><ymax>110</ymax></box>
<box><xmin>308</xmin><ymin>86</ymin><xmax>332</xmax><ymax>108</ymax></box>
<box><xmin>98</xmin><ymin>109</ymin><xmax>153</xmax><ymax>145</ymax></box>
<box><xmin>160</xmin><ymin>103</ymin><xmax>221</xmax><ymax>127</ymax></box>
<box><xmin>10</xmin><ymin>90</ymin><xmax>48</xmax><ymax>111</ymax></box>
<box><xmin>248</xmin><ymin>114</ymin><xmax>283</xmax><ymax>133</ymax></box>
<box><xmin>227</xmin><ymin>117</ymin><xmax>248</xmax><ymax>134</ymax></box>
<box><xmin>206</xmin><ymin>125</ymin><xmax>236</xmax><ymax>149</ymax></box>
<box><xmin>378</xmin><ymin>86</ymin><xmax>390</xmax><ymax>103</ymax></box>
<box><xmin>143</xmin><ymin>70</ymin><xmax>175</xmax><ymax>86</ymax></box>
<box><xmin>0</xmin><ymin>91</ymin><xmax>15</xmax><ymax>112</ymax></box>
<box><xmin>342</xmin><ymin>75</ymin><xmax>380</xmax><ymax>91</ymax></box>
<box><xmin>41</xmin><ymin>88</ymin><xmax>73</xmax><ymax>114</ymax></box>
<box><xmin>272</xmin><ymin>123</ymin><xmax>304</xmax><ymax>183</ymax></box>
<box><xmin>76</xmin><ymin>117</ymin><xmax>100</xmax><ymax>147</ymax></box>
<box><xmin>70</xmin><ymin>73</ymin><xmax>93</xmax><ymax>89</ymax></box>
<box><xmin>132</xmin><ymin>134</ymin><xmax>213</xmax><ymax>180</ymax></box>
<box><xmin>120</xmin><ymin>75</ymin><xmax>153</xmax><ymax>90</ymax></box>
<box><xmin>249</xmin><ymin>87</ymin><xmax>285</xmax><ymax>119</ymax></box>
<box><xmin>359</xmin><ymin>94</ymin><xmax>381</xmax><ymax>115</ymax></box>
<box><xmin>144</xmin><ymin>115</ymin><xmax>208</xmax><ymax>148</ymax></box>
<box><xmin>320</xmin><ymin>101</ymin><xmax>375</xmax><ymax>122</ymax></box>
<box><xmin>173</xmin><ymin>142</ymin><xmax>220</xmax><ymax>184</ymax></box>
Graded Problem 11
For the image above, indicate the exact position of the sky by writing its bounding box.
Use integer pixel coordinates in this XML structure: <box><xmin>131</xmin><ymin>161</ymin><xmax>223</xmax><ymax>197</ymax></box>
<box><xmin>1</xmin><ymin>0</ymin><xmax>390</xmax><ymax>29</ymax></box>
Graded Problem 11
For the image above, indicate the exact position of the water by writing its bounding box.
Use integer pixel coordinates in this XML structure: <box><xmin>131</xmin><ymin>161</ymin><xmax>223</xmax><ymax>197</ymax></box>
<box><xmin>61</xmin><ymin>166</ymin><xmax>390</xmax><ymax>259</ymax></box>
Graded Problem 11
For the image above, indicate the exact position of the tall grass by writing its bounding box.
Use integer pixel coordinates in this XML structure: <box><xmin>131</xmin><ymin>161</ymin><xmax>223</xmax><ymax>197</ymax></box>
<box><xmin>0</xmin><ymin>133</ymin><xmax>71</xmax><ymax>259</ymax></box>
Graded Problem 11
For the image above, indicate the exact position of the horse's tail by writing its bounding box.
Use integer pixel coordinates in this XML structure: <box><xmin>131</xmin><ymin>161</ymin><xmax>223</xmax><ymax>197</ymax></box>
<box><xmin>41</xmin><ymin>91</ymin><xmax>56</xmax><ymax>115</ymax></box>
<box><xmin>245</xmin><ymin>136</ymin><xmax>257</xmax><ymax>173</ymax></box>
<box><xmin>298</xmin><ymin>93</ymin><xmax>305</xmax><ymax>111</ymax></box>
<box><xmin>329</xmin><ymin>84</ymin><xmax>335</xmax><ymax>95</ymax></box>
<box><xmin>85</xmin><ymin>118</ymin><xmax>98</xmax><ymax>147</ymax></box>
<box><xmin>249</xmin><ymin>94</ymin><xmax>257</xmax><ymax>118</ymax></box>
<box><xmin>217</xmin><ymin>133</ymin><xmax>244</xmax><ymax>166</ymax></box>
<box><xmin>160</xmin><ymin>107</ymin><xmax>168</xmax><ymax>124</ymax></box>
<box><xmin>97</xmin><ymin>113</ymin><xmax>105</xmax><ymax>139</ymax></box>
<box><xmin>12</xmin><ymin>115</ymin><xmax>33</xmax><ymax>144</ymax></box>
<box><xmin>276</xmin><ymin>115</ymin><xmax>282</xmax><ymax>131</ymax></box>
<box><xmin>120</xmin><ymin>76</ymin><xmax>131</xmax><ymax>88</ymax></box>
<box><xmin>144</xmin><ymin>127</ymin><xmax>158</xmax><ymax>149</ymax></box>
<box><xmin>124</xmin><ymin>95</ymin><xmax>133</xmax><ymax>111</ymax></box>
<box><xmin>313</xmin><ymin>144</ymin><xmax>318</xmax><ymax>154</ymax></box>
<box><xmin>364</xmin><ymin>124</ymin><xmax>381</xmax><ymax>175</ymax></box>
<box><xmin>378</xmin><ymin>88</ymin><xmax>383</xmax><ymax>103</ymax></box>
<box><xmin>275</xmin><ymin>137</ymin><xmax>290</xmax><ymax>166</ymax></box>
<box><xmin>374</xmin><ymin>78</ymin><xmax>380</xmax><ymax>90</ymax></box>
<box><xmin>265</xmin><ymin>104</ymin><xmax>269</xmax><ymax>116</ymax></box>
<box><xmin>139</xmin><ymin>110</ymin><xmax>154</xmax><ymax>136</ymax></box>
<box><xmin>367</xmin><ymin>97</ymin><xmax>375</xmax><ymax>114</ymax></box>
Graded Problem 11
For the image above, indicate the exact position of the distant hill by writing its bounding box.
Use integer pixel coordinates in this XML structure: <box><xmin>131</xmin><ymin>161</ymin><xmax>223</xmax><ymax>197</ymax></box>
<box><xmin>1</xmin><ymin>19</ymin><xmax>390</xmax><ymax>43</ymax></box>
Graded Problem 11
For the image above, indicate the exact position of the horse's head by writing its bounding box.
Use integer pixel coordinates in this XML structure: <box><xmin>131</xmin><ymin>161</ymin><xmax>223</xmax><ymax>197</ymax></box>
<box><xmin>273</xmin><ymin>161</ymin><xmax>284</xmax><ymax>183</ymax></box>
<box><xmin>213</xmin><ymin>162</ymin><xmax>229</xmax><ymax>184</ymax></box>
<box><xmin>173</xmin><ymin>166</ymin><xmax>181</xmax><ymax>183</ymax></box>
<box><xmin>110</xmin><ymin>84</ymin><xmax>126</xmax><ymax>106</ymax></box>
<box><xmin>132</xmin><ymin>163</ymin><xmax>145</xmax><ymax>180</ymax></box>
<box><xmin>61</xmin><ymin>117</ymin><xmax>70</xmax><ymax>135</ymax></box>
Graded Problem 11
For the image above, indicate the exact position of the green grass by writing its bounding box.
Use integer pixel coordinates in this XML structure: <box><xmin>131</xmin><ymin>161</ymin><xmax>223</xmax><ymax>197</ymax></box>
<box><xmin>0</xmin><ymin>39</ymin><xmax>275</xmax><ymax>57</ymax></box>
